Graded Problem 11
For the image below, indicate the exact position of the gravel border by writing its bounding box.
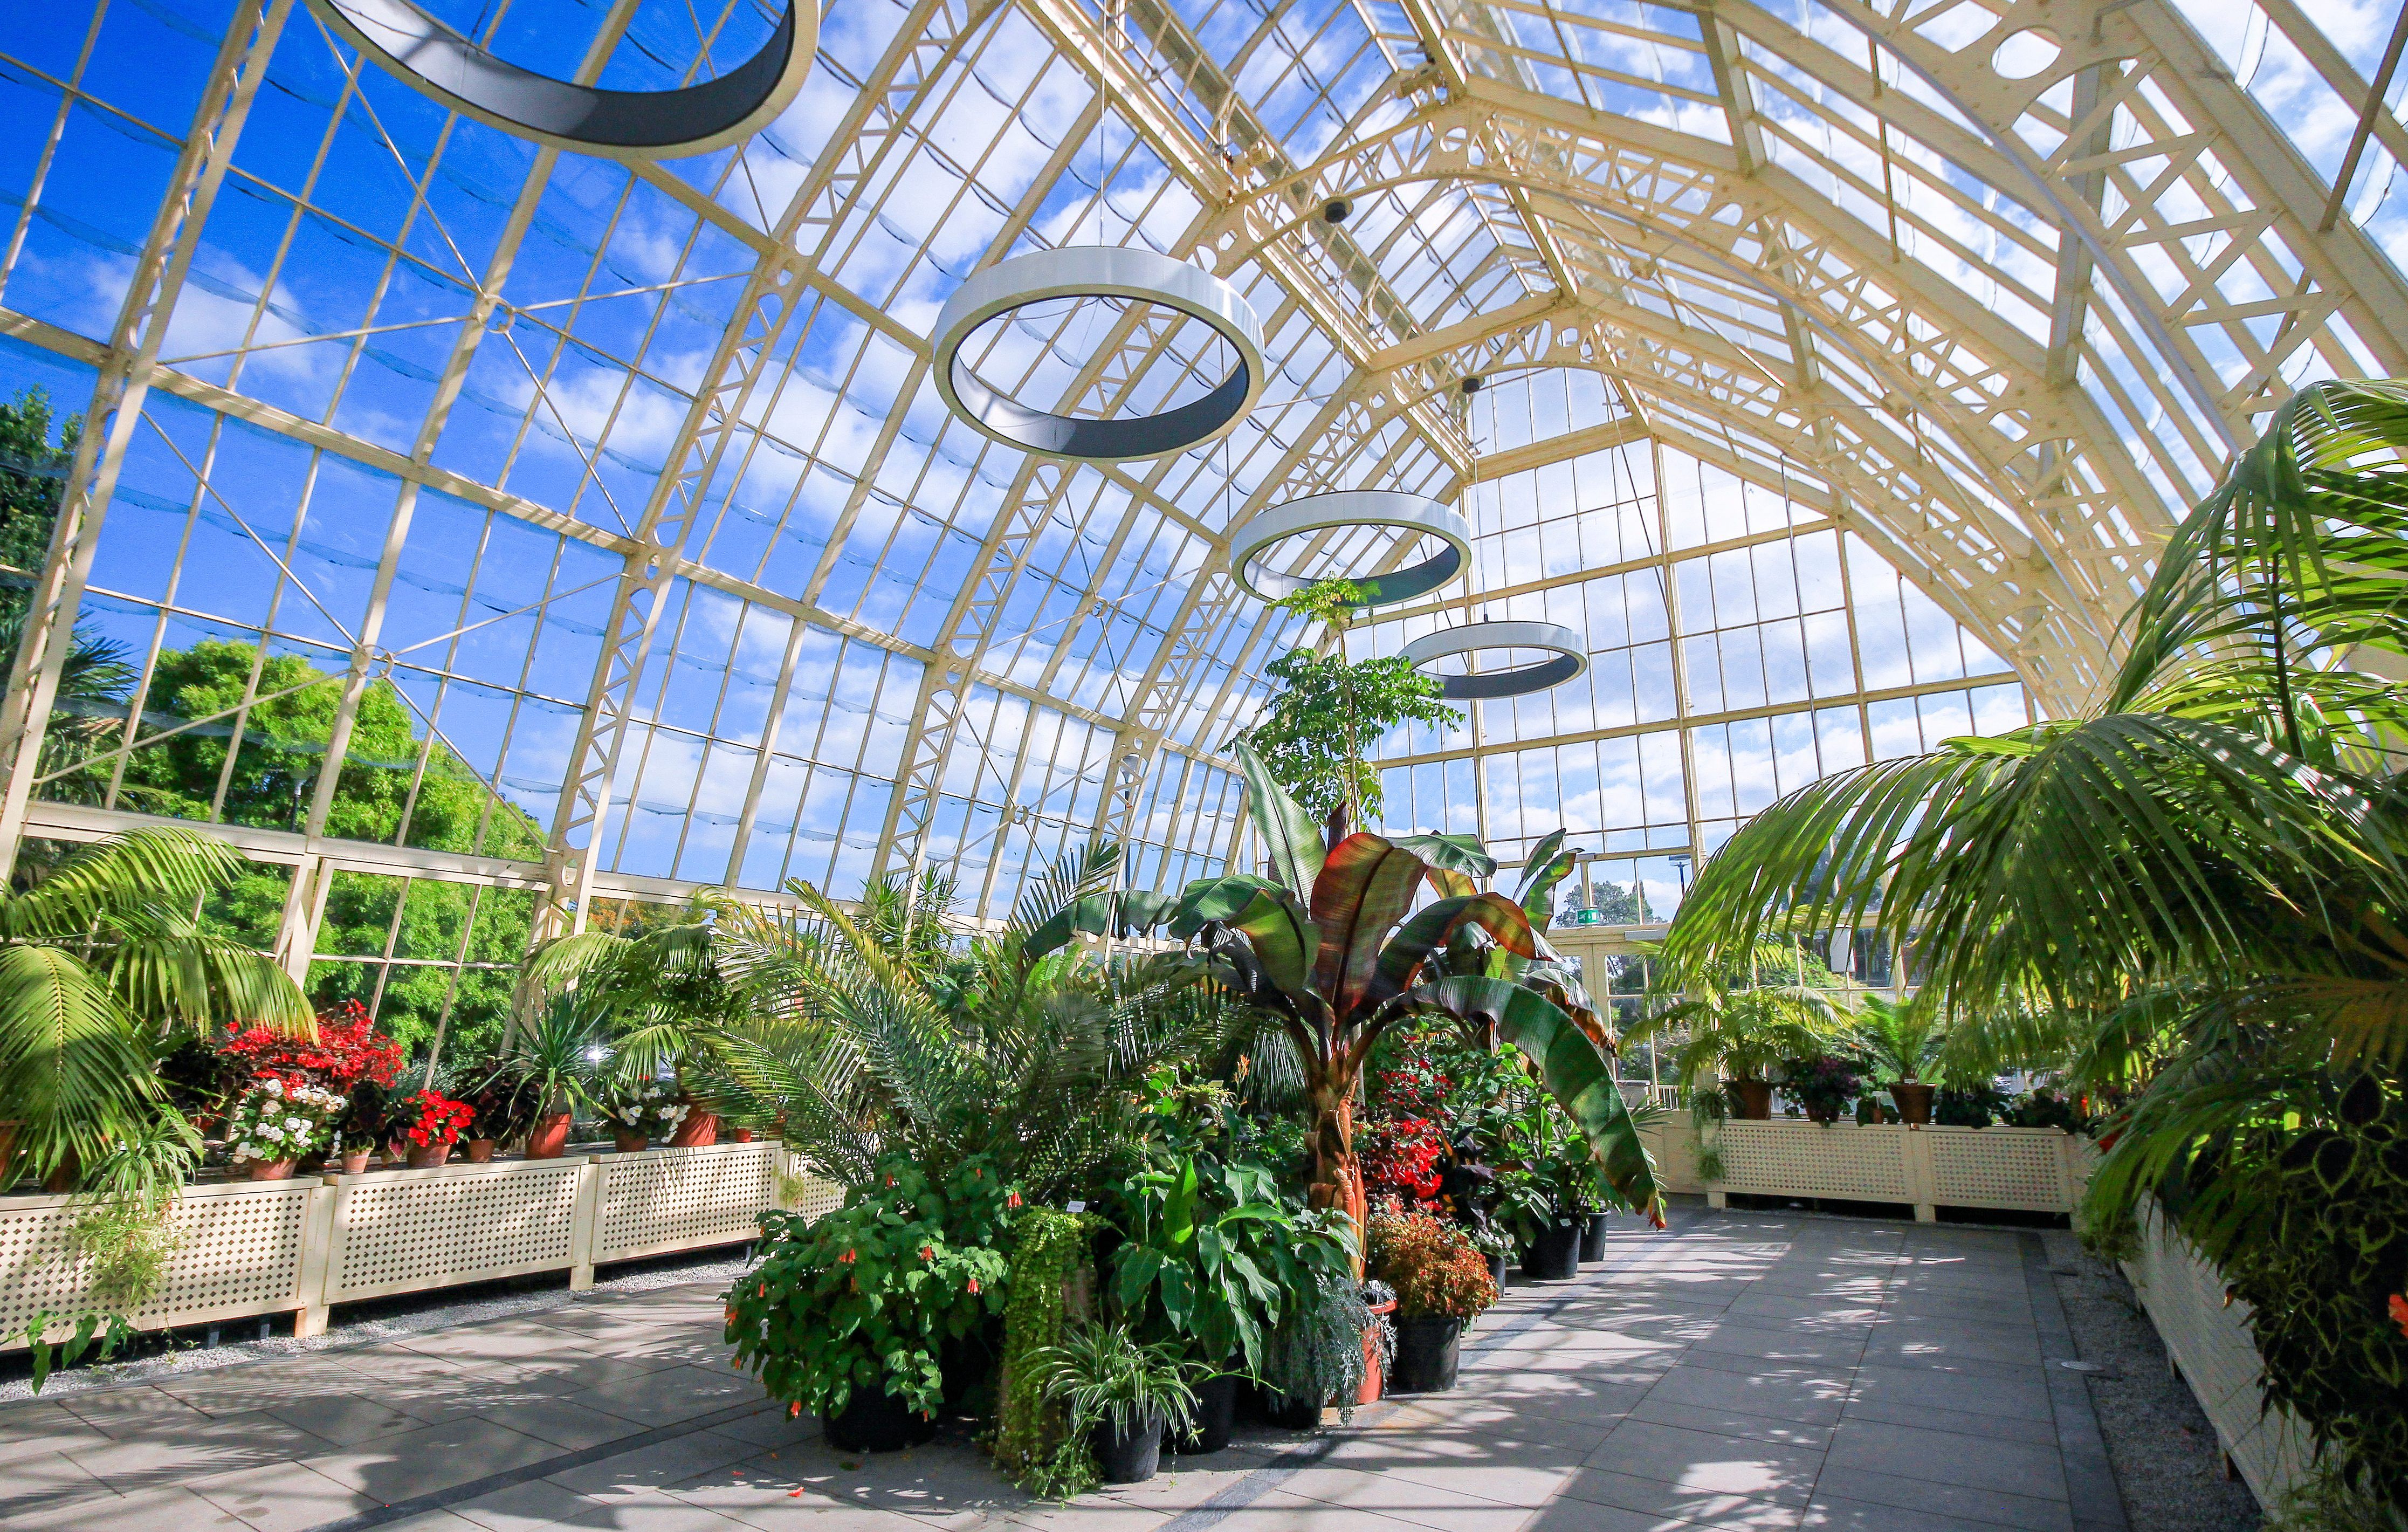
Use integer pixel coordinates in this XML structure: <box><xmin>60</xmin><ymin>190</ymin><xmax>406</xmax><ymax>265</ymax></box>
<box><xmin>0</xmin><ymin>1245</ymin><xmax>753</xmax><ymax>1405</ymax></box>
<box><xmin>2042</xmin><ymin>1228</ymin><xmax>2261</xmax><ymax>1532</ymax></box>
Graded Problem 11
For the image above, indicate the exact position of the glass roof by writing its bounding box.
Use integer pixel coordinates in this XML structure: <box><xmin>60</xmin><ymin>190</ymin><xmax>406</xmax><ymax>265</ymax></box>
<box><xmin>1</xmin><ymin>0</ymin><xmax>2400</xmax><ymax>979</ymax></box>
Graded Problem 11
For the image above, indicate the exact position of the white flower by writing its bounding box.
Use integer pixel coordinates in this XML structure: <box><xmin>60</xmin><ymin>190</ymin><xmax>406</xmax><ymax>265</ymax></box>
<box><xmin>285</xmin><ymin>1117</ymin><xmax>306</xmax><ymax>1132</ymax></box>
<box><xmin>620</xmin><ymin>1108</ymin><xmax>639</xmax><ymax>1123</ymax></box>
<box><xmin>260</xmin><ymin>1125</ymin><xmax>284</xmax><ymax>1142</ymax></box>
<box><xmin>668</xmin><ymin>1105</ymin><xmax>690</xmax><ymax>1123</ymax></box>
<box><xmin>263</xmin><ymin>1079</ymin><xmax>284</xmax><ymax>1096</ymax></box>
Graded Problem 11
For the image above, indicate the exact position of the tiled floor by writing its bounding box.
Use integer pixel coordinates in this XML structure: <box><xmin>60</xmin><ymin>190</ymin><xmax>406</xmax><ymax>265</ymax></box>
<box><xmin>0</xmin><ymin>1206</ymin><xmax>2127</xmax><ymax>1532</ymax></box>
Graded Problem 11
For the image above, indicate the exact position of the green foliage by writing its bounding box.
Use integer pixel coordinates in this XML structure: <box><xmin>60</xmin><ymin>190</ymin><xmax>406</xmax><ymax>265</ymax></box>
<box><xmin>1852</xmin><ymin>992</ymin><xmax>1945</xmax><ymax>1086</ymax></box>
<box><xmin>711</xmin><ymin>846</ymin><xmax>1252</xmax><ymax>1200</ymax></box>
<box><xmin>0</xmin><ymin>387</ymin><xmax>79</xmax><ymax>672</ymax></box>
<box><xmin>482</xmin><ymin>992</ymin><xmax>609</xmax><ymax>1119</ymax></box>
<box><xmin>1028</xmin><ymin>1318</ymin><xmax>1201</xmax><ymax>1438</ymax></box>
<box><xmin>1932</xmin><ymin>1082</ymin><xmax>2008</xmax><ymax>1128</ymax></box>
<box><xmin>725</xmin><ymin>1154</ymin><xmax>1014</xmax><ymax>1420</ymax></box>
<box><xmin>0</xmin><ymin>828</ymin><xmax>311</xmax><ymax>1181</ymax></box>
<box><xmin>1104</xmin><ymin>1071</ymin><xmax>1358</xmax><ymax>1376</ymax></box>
<box><xmin>995</xmin><ymin>1208</ymin><xmax>1100</xmax><ymax>1491</ymax></box>
<box><xmin>1489</xmin><ymin>1082</ymin><xmax>1601</xmax><ymax>1240</ymax></box>
<box><xmin>1627</xmin><ymin>944</ymin><xmax>1852</xmax><ymax>1113</ymax></box>
<box><xmin>18</xmin><ymin>1112</ymin><xmax>198</xmax><ymax>1391</ymax></box>
<box><xmin>2267</xmin><ymin>1457</ymin><xmax>2408</xmax><ymax>1532</ymax></box>
<box><xmin>1248</xmin><ymin>648</ymin><xmax>1457</xmax><ymax>826</ymax></box>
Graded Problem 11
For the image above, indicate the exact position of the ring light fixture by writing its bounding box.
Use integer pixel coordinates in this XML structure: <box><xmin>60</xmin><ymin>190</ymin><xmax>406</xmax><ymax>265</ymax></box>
<box><xmin>1227</xmin><ymin>492</ymin><xmax>1473</xmax><ymax>607</ymax></box>
<box><xmin>1402</xmin><ymin>620</ymin><xmax>1588</xmax><ymax>700</ymax></box>
<box><xmin>305</xmin><ymin>0</ymin><xmax>816</xmax><ymax>159</ymax></box>
<box><xmin>931</xmin><ymin>247</ymin><xmax>1265</xmax><ymax>462</ymax></box>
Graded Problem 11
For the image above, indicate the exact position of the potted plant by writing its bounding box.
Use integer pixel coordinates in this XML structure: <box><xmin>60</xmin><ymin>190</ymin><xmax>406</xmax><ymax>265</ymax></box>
<box><xmin>1626</xmin><ymin>957</ymin><xmax>1850</xmax><ymax>1121</ymax></box>
<box><xmin>1358</xmin><ymin>1279</ymin><xmax>1398</xmax><ymax>1404</ymax></box>
<box><xmin>724</xmin><ymin>1155</ymin><xmax>1012</xmax><ymax>1453</ymax></box>
<box><xmin>487</xmin><ymin>996</ymin><xmax>606</xmax><ymax>1159</ymax></box>
<box><xmin>222</xmin><ymin>1078</ymin><xmax>344</xmax><ymax>1180</ymax></box>
<box><xmin>335</xmin><ymin>1081</ymin><xmax>388</xmax><ymax>1174</ymax></box>
<box><xmin>1029</xmin><ymin>1320</ymin><xmax>1200</xmax><ymax>1485</ymax></box>
<box><xmin>1256</xmin><ymin>1268</ymin><xmax>1372</xmax><ymax>1428</ymax></box>
<box><xmin>1854</xmin><ymin>993</ymin><xmax>1946</xmax><ymax>1126</ymax></box>
<box><xmin>458</xmin><ymin>1069</ymin><xmax>531</xmax><ymax>1162</ymax></box>
<box><xmin>1368</xmin><ymin>1210</ymin><xmax>1497</xmax><ymax>1393</ymax></box>
<box><xmin>602</xmin><ymin>1077</ymin><xmax>684</xmax><ymax>1151</ymax></box>
<box><xmin>388</xmin><ymin>1089</ymin><xmax>473</xmax><ymax>1167</ymax></box>
<box><xmin>1787</xmin><ymin>1055</ymin><xmax>1862</xmax><ymax>1125</ymax></box>
<box><xmin>1492</xmin><ymin>1093</ymin><xmax>1600</xmax><ymax>1282</ymax></box>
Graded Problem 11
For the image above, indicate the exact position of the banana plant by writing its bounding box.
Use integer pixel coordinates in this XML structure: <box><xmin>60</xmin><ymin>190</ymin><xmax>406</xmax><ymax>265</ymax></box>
<box><xmin>1030</xmin><ymin>740</ymin><xmax>1660</xmax><ymax>1233</ymax></box>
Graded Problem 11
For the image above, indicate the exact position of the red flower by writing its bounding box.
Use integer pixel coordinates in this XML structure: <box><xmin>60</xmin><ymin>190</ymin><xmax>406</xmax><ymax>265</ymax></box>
<box><xmin>837</xmin><ymin>1249</ymin><xmax>856</xmax><ymax>1264</ymax></box>
<box><xmin>919</xmin><ymin>1246</ymin><xmax>934</xmax><ymax>1261</ymax></box>
<box><xmin>966</xmin><ymin>1277</ymin><xmax>979</xmax><ymax>1295</ymax></box>
<box><xmin>1006</xmin><ymin>1191</ymin><xmax>1021</xmax><ymax>1208</ymax></box>
<box><xmin>2391</xmin><ymin>1294</ymin><xmax>2408</xmax><ymax>1341</ymax></box>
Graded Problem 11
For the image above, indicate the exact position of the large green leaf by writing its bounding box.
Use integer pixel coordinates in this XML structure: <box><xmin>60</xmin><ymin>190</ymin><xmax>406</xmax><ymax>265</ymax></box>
<box><xmin>1020</xmin><ymin>890</ymin><xmax>1179</xmax><ymax>964</ymax></box>
<box><xmin>1309</xmin><ymin>834</ymin><xmax>1426</xmax><ymax>1021</ymax></box>
<box><xmin>1403</xmin><ymin>974</ymin><xmax>1660</xmax><ymax>1222</ymax></box>
<box><xmin>1361</xmin><ymin>893</ymin><xmax>1535</xmax><ymax>1013</ymax></box>
<box><xmin>1166</xmin><ymin>875</ymin><xmax>1288</xmax><ymax>940</ymax></box>
<box><xmin>1220</xmin><ymin>887</ymin><xmax>1320</xmax><ymax>1004</ymax></box>
<box><xmin>1391</xmin><ymin>833</ymin><xmax>1496</xmax><ymax>881</ymax></box>
<box><xmin>1234</xmin><ymin>738</ymin><xmax>1324</xmax><ymax>904</ymax></box>
<box><xmin>1513</xmin><ymin>830</ymin><xmax>1574</xmax><ymax>928</ymax></box>
<box><xmin>0</xmin><ymin>945</ymin><xmax>160</xmax><ymax>1173</ymax></box>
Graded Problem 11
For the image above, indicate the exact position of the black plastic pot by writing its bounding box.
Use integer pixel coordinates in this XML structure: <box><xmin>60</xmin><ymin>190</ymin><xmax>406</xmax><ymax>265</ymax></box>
<box><xmin>1260</xmin><ymin>1385</ymin><xmax>1324</xmax><ymax>1430</ymax></box>
<box><xmin>822</xmin><ymin>1387</ymin><xmax>938</xmax><ymax>1453</ymax></box>
<box><xmin>1522</xmin><ymin>1219</ymin><xmax>1582</xmax><ymax>1281</ymax></box>
<box><xmin>1391</xmin><ymin>1315</ymin><xmax>1462</xmax><ymax>1393</ymax></box>
<box><xmin>1093</xmin><ymin>1415</ymin><xmax>1163</xmax><ymax>1483</ymax></box>
<box><xmin>1578</xmin><ymin>1212</ymin><xmax>1610</xmax><ymax>1263</ymax></box>
<box><xmin>1486</xmin><ymin>1252</ymin><xmax>1509</xmax><ymax>1289</ymax></box>
<box><xmin>1181</xmin><ymin>1372</ymin><xmax>1240</xmax><ymax>1454</ymax></box>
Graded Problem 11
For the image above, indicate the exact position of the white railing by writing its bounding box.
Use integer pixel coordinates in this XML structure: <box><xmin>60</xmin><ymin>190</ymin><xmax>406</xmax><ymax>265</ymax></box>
<box><xmin>1641</xmin><ymin>1117</ymin><xmax>2094</xmax><ymax>1218</ymax></box>
<box><xmin>2</xmin><ymin>1141</ymin><xmax>844</xmax><ymax>1348</ymax></box>
<box><xmin>2122</xmin><ymin>1208</ymin><xmax>2316</xmax><ymax>1509</ymax></box>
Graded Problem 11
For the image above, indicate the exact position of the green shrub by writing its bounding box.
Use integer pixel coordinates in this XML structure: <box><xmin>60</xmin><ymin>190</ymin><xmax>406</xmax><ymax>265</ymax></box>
<box><xmin>725</xmin><ymin>1153</ymin><xmax>1013</xmax><ymax>1420</ymax></box>
<box><xmin>994</xmin><ymin>1208</ymin><xmax>1098</xmax><ymax>1494</ymax></box>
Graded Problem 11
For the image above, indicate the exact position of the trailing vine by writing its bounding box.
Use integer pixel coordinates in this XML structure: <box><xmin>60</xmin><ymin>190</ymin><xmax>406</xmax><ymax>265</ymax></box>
<box><xmin>995</xmin><ymin>1208</ymin><xmax>1098</xmax><ymax>1495</ymax></box>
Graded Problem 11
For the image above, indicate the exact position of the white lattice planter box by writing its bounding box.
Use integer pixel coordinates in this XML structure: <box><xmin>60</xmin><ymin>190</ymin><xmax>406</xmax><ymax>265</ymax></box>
<box><xmin>1643</xmin><ymin>1119</ymin><xmax>2091</xmax><ymax>1219</ymax></box>
<box><xmin>2124</xmin><ymin>1210</ymin><xmax>2316</xmax><ymax>1509</ymax></box>
<box><xmin>1</xmin><ymin>1143</ymin><xmax>843</xmax><ymax>1349</ymax></box>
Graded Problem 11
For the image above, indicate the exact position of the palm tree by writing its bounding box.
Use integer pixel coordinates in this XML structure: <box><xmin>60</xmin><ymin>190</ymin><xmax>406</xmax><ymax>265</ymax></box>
<box><xmin>519</xmin><ymin>888</ymin><xmax>742</xmax><ymax>1099</ymax></box>
<box><xmin>1</xmin><ymin>827</ymin><xmax>312</xmax><ymax>1184</ymax></box>
<box><xmin>1659</xmin><ymin>379</ymin><xmax>2408</xmax><ymax>1510</ymax></box>
<box><xmin>1623</xmin><ymin>945</ymin><xmax>1853</xmax><ymax>1119</ymax></box>
<box><xmin>700</xmin><ymin>846</ymin><xmax>1254</xmax><ymax>1200</ymax></box>
<box><xmin>1037</xmin><ymin>741</ymin><xmax>1660</xmax><ymax>1231</ymax></box>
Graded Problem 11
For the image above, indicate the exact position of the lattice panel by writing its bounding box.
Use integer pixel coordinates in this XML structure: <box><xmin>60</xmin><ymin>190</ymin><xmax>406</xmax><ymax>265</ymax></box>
<box><xmin>596</xmin><ymin>1143</ymin><xmax>778</xmax><ymax>1262</ymax></box>
<box><xmin>1714</xmin><ymin>1122</ymin><xmax>1912</xmax><ymax>1201</ymax></box>
<box><xmin>789</xmin><ymin>1173</ymin><xmax>844</xmax><ymax>1223</ymax></box>
<box><xmin>2125</xmin><ymin>1212</ymin><xmax>2317</xmax><ymax>1508</ymax></box>
<box><xmin>328</xmin><ymin>1162</ymin><xmax>584</xmax><ymax>1302</ymax></box>
<box><xmin>0</xmin><ymin>1184</ymin><xmax>313</xmax><ymax>1348</ymax></box>
<box><xmin>1925</xmin><ymin>1128</ymin><xmax>2069</xmax><ymax>1211</ymax></box>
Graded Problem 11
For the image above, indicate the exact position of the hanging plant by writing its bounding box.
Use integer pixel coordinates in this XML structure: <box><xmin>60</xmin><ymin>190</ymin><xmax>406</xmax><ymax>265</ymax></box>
<box><xmin>995</xmin><ymin>1207</ymin><xmax>1100</xmax><ymax>1495</ymax></box>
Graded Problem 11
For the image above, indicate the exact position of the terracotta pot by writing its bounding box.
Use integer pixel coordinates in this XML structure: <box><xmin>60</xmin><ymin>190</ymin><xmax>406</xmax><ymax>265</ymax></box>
<box><xmin>1359</xmin><ymin>1299</ymin><xmax>1396</xmax><ymax>1404</ymax></box>
<box><xmin>407</xmin><ymin>1143</ymin><xmax>452</xmax><ymax>1169</ymax></box>
<box><xmin>1730</xmin><ymin>1080</ymin><xmax>1774</xmax><ymax>1119</ymax></box>
<box><xmin>247</xmin><ymin>1158</ymin><xmax>298</xmax><ymax>1182</ymax></box>
<box><xmin>42</xmin><ymin>1147</ymin><xmax>79</xmax><ymax>1195</ymax></box>
<box><xmin>339</xmin><ymin>1149</ymin><xmax>372</xmax><ymax>1176</ymax></box>
<box><xmin>1892</xmin><ymin>1082</ymin><xmax>1936</xmax><ymax>1126</ymax></box>
<box><xmin>668</xmin><ymin>1111</ymin><xmax>719</xmax><ymax>1149</ymax></box>
<box><xmin>611</xmin><ymin>1128</ymin><xmax>651</xmax><ymax>1153</ymax></box>
<box><xmin>730</xmin><ymin>1128</ymin><xmax>756</xmax><ymax>1143</ymax></box>
<box><xmin>525</xmin><ymin>1114</ymin><xmax>573</xmax><ymax>1159</ymax></box>
<box><xmin>465</xmin><ymin>1138</ymin><xmax>497</xmax><ymax>1163</ymax></box>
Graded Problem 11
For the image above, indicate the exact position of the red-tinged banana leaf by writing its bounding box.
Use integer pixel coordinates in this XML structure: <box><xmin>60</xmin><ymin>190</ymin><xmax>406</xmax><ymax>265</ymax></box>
<box><xmin>1234</xmin><ymin>738</ymin><xmax>1325</xmax><ymax>904</ymax></box>
<box><xmin>1428</xmin><ymin>868</ymin><xmax>1479</xmax><ymax>901</ymax></box>
<box><xmin>1392</xmin><ymin>833</ymin><xmax>1496</xmax><ymax>880</ymax></box>
<box><xmin>1217</xmin><ymin>885</ymin><xmax>1320</xmax><ymax>1004</ymax></box>
<box><xmin>1402</xmin><ymin>974</ymin><xmax>1661</xmax><ymax>1222</ymax></box>
<box><xmin>1522</xmin><ymin>953</ymin><xmax>1613</xmax><ymax>1049</ymax></box>
<box><xmin>1310</xmin><ymin>834</ymin><xmax>1427</xmax><ymax>1018</ymax></box>
<box><xmin>1359</xmin><ymin>892</ymin><xmax>1535</xmax><ymax>1015</ymax></box>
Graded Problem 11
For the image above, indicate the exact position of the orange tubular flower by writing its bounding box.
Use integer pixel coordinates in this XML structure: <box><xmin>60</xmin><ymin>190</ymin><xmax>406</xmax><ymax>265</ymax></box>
<box><xmin>2390</xmin><ymin>1293</ymin><xmax>2408</xmax><ymax>1340</ymax></box>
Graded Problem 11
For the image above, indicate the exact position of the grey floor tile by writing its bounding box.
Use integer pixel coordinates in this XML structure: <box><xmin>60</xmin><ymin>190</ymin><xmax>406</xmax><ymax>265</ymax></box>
<box><xmin>1625</xmin><ymin>1397</ymin><xmax>1835</xmax><ymax>1451</ymax></box>
<box><xmin>262</xmin><ymin>1392</ymin><xmax>430</xmax><ymax>1446</ymax></box>
<box><xmin>556</xmin><ymin>1489</ymin><xmax>752</xmax><ymax>1531</ymax></box>
<box><xmin>1838</xmin><ymin>1396</ymin><xmax>2061</xmax><ymax>1447</ymax></box>
<box><xmin>1641</xmin><ymin>1362</ymin><xmax>1850</xmax><ymax>1426</ymax></box>
<box><xmin>189</xmin><ymin>1457</ymin><xmax>377</xmax><ymax>1532</ymax></box>
<box><xmin>0</xmin><ymin>1400</ymin><xmax>112</xmax><ymax>1463</ymax></box>
<box><xmin>1824</xmin><ymin>1419</ymin><xmax>2068</xmax><ymax>1501</ymax></box>
<box><xmin>63</xmin><ymin>1407</ymin><xmax>336</xmax><ymax>1494</ymax></box>
<box><xmin>1551</xmin><ymin>1465</ymin><xmax>1806</xmax><ymax>1529</ymax></box>
<box><xmin>452</xmin><ymin>1473</ymin><xmax>620</xmax><ymax>1531</ymax></box>
<box><xmin>1846</xmin><ymin>1363</ymin><xmax>2053</xmax><ymax>1423</ymax></box>
<box><xmin>60</xmin><ymin>1383</ymin><xmax>217</xmax><ymax>1434</ymax></box>
<box><xmin>1811</xmin><ymin>1466</ymin><xmax>2074</xmax><ymax>1532</ymax></box>
<box><xmin>296</xmin><ymin>1413</ymin><xmax>567</xmax><ymax>1502</ymax></box>
<box><xmin>3</xmin><ymin>1481</ymin><xmax>255</xmax><ymax>1532</ymax></box>
<box><xmin>0</xmin><ymin>1446</ymin><xmax>113</xmax><ymax>1521</ymax></box>
<box><xmin>1579</xmin><ymin>1418</ymin><xmax>1826</xmax><ymax>1506</ymax></box>
<box><xmin>547</xmin><ymin>1428</ymin><xmax>762</xmax><ymax>1502</ymax></box>
<box><xmin>563</xmin><ymin>1363</ymin><xmax>763</xmax><ymax>1427</ymax></box>
<box><xmin>484</xmin><ymin>1393</ymin><xmax>656</xmax><ymax>1451</ymax></box>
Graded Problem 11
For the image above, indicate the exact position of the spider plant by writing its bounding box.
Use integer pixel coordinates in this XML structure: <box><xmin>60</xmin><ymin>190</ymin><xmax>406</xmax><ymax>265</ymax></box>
<box><xmin>1028</xmin><ymin>1320</ymin><xmax>1201</xmax><ymax>1438</ymax></box>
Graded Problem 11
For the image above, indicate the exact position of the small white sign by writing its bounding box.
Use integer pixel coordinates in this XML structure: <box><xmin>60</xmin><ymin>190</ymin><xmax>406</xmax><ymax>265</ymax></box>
<box><xmin>1065</xmin><ymin>1200</ymin><xmax>1087</xmax><ymax>1213</ymax></box>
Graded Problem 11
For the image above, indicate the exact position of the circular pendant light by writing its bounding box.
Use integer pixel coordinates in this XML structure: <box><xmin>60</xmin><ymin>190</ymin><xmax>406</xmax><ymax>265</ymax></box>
<box><xmin>306</xmin><ymin>0</ymin><xmax>816</xmax><ymax>159</ymax></box>
<box><xmin>1402</xmin><ymin>621</ymin><xmax>1588</xmax><ymax>700</ymax></box>
<box><xmin>932</xmin><ymin>248</ymin><xmax>1265</xmax><ymax>462</ymax></box>
<box><xmin>1227</xmin><ymin>492</ymin><xmax>1473</xmax><ymax>607</ymax></box>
